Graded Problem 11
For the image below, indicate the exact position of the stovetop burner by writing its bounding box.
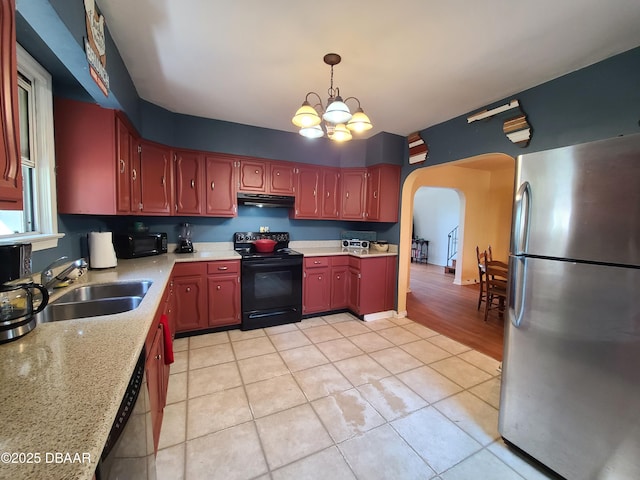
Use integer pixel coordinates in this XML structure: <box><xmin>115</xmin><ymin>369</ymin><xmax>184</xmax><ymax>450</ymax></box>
<box><xmin>233</xmin><ymin>232</ymin><xmax>302</xmax><ymax>259</ymax></box>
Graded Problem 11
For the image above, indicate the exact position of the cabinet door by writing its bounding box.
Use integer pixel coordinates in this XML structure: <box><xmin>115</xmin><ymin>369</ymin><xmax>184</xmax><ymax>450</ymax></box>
<box><xmin>321</xmin><ymin>168</ymin><xmax>340</xmax><ymax>219</ymax></box>
<box><xmin>116</xmin><ymin>117</ymin><xmax>133</xmax><ymax>213</ymax></box>
<box><xmin>145</xmin><ymin>323</ymin><xmax>165</xmax><ymax>453</ymax></box>
<box><xmin>238</xmin><ymin>159</ymin><xmax>267</xmax><ymax>192</ymax></box>
<box><xmin>358</xmin><ymin>257</ymin><xmax>389</xmax><ymax>315</ymax></box>
<box><xmin>366</xmin><ymin>164</ymin><xmax>400</xmax><ymax>222</ymax></box>
<box><xmin>205</xmin><ymin>155</ymin><xmax>237</xmax><ymax>217</ymax></box>
<box><xmin>303</xmin><ymin>267</ymin><xmax>331</xmax><ymax>314</ymax></box>
<box><xmin>340</xmin><ymin>169</ymin><xmax>367</xmax><ymax>220</ymax></box>
<box><xmin>140</xmin><ymin>141</ymin><xmax>173</xmax><ymax>215</ymax></box>
<box><xmin>173</xmin><ymin>273</ymin><xmax>208</xmax><ymax>332</ymax></box>
<box><xmin>347</xmin><ymin>266</ymin><xmax>361</xmax><ymax>313</ymax></box>
<box><xmin>294</xmin><ymin>166</ymin><xmax>320</xmax><ymax>218</ymax></box>
<box><xmin>175</xmin><ymin>150</ymin><xmax>203</xmax><ymax>215</ymax></box>
<box><xmin>0</xmin><ymin>0</ymin><xmax>22</xmax><ymax>209</ymax></box>
<box><xmin>270</xmin><ymin>162</ymin><xmax>295</xmax><ymax>194</ymax></box>
<box><xmin>208</xmin><ymin>274</ymin><xmax>241</xmax><ymax>327</ymax></box>
<box><xmin>330</xmin><ymin>266</ymin><xmax>349</xmax><ymax>309</ymax></box>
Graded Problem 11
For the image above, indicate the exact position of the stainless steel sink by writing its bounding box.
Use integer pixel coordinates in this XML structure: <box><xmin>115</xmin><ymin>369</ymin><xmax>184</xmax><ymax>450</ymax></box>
<box><xmin>36</xmin><ymin>296</ymin><xmax>144</xmax><ymax>323</ymax></box>
<box><xmin>52</xmin><ymin>280</ymin><xmax>153</xmax><ymax>304</ymax></box>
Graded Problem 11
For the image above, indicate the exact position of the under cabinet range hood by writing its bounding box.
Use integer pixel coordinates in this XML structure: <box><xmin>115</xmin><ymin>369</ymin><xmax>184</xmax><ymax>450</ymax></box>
<box><xmin>237</xmin><ymin>193</ymin><xmax>295</xmax><ymax>208</ymax></box>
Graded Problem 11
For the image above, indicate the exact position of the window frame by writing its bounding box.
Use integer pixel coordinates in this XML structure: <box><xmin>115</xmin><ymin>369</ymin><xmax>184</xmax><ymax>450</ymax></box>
<box><xmin>0</xmin><ymin>44</ymin><xmax>63</xmax><ymax>251</ymax></box>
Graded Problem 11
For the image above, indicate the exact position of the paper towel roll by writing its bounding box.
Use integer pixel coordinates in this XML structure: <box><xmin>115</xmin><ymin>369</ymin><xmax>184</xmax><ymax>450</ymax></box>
<box><xmin>88</xmin><ymin>232</ymin><xmax>118</xmax><ymax>269</ymax></box>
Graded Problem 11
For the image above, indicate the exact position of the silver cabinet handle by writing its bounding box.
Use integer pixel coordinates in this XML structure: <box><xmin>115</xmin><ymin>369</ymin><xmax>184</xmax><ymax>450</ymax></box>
<box><xmin>119</xmin><ymin>159</ymin><xmax>125</xmax><ymax>173</ymax></box>
<box><xmin>336</xmin><ymin>275</ymin><xmax>341</xmax><ymax>280</ymax></box>
<box><xmin>155</xmin><ymin>354</ymin><xmax>161</xmax><ymax>360</ymax></box>
<box><xmin>255</xmin><ymin>169</ymin><xmax>259</xmax><ymax>174</ymax></box>
<box><xmin>218</xmin><ymin>266</ymin><xmax>228</xmax><ymax>271</ymax></box>
<box><xmin>131</xmin><ymin>169</ymin><xmax>137</xmax><ymax>181</ymax></box>
<box><xmin>374</xmin><ymin>191</ymin><xmax>378</xmax><ymax>199</ymax></box>
<box><xmin>276</xmin><ymin>171</ymin><xmax>280</xmax><ymax>176</ymax></box>
<box><xmin>191</xmin><ymin>179</ymin><xmax>195</xmax><ymax>189</ymax></box>
<box><xmin>346</xmin><ymin>192</ymin><xmax>350</xmax><ymax>199</ymax></box>
<box><xmin>211</xmin><ymin>181</ymin><xmax>215</xmax><ymax>190</ymax></box>
<box><xmin>216</xmin><ymin>285</ymin><xmax>221</xmax><ymax>290</ymax></box>
<box><xmin>186</xmin><ymin>287</ymin><xmax>191</xmax><ymax>293</ymax></box>
<box><xmin>313</xmin><ymin>260</ymin><xmax>321</xmax><ymax>264</ymax></box>
<box><xmin>161</xmin><ymin>176</ymin><xmax>165</xmax><ymax>186</ymax></box>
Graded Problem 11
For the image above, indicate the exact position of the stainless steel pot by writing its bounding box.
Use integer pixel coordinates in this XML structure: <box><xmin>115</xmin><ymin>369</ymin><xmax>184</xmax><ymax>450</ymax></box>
<box><xmin>0</xmin><ymin>282</ymin><xmax>49</xmax><ymax>343</ymax></box>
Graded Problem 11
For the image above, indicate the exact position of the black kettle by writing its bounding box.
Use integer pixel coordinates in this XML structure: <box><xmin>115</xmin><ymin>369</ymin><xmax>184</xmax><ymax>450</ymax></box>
<box><xmin>0</xmin><ymin>282</ymin><xmax>49</xmax><ymax>344</ymax></box>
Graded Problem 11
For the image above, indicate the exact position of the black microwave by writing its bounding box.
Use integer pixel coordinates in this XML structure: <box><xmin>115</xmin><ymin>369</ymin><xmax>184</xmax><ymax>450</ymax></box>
<box><xmin>113</xmin><ymin>232</ymin><xmax>168</xmax><ymax>259</ymax></box>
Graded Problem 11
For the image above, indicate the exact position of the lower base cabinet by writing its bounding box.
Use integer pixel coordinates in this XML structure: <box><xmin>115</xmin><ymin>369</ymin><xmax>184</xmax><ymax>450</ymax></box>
<box><xmin>303</xmin><ymin>254</ymin><xmax>396</xmax><ymax>316</ymax></box>
<box><xmin>174</xmin><ymin>260</ymin><xmax>241</xmax><ymax>333</ymax></box>
<box><xmin>145</xmin><ymin>311</ymin><xmax>170</xmax><ymax>453</ymax></box>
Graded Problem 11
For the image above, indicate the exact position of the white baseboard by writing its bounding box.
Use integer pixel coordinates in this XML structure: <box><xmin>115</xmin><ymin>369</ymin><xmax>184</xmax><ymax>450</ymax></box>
<box><xmin>363</xmin><ymin>310</ymin><xmax>397</xmax><ymax>322</ymax></box>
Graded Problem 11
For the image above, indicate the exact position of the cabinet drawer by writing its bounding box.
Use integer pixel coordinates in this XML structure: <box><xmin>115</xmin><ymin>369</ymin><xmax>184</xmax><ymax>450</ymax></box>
<box><xmin>207</xmin><ymin>260</ymin><xmax>240</xmax><ymax>274</ymax></box>
<box><xmin>172</xmin><ymin>262</ymin><xmax>206</xmax><ymax>277</ymax></box>
<box><xmin>330</xmin><ymin>255</ymin><xmax>350</xmax><ymax>266</ymax></box>
<box><xmin>304</xmin><ymin>256</ymin><xmax>330</xmax><ymax>268</ymax></box>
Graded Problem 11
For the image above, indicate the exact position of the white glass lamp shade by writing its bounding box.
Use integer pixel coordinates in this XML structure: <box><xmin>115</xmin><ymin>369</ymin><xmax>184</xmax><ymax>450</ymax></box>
<box><xmin>323</xmin><ymin>98</ymin><xmax>352</xmax><ymax>124</ymax></box>
<box><xmin>299</xmin><ymin>124</ymin><xmax>324</xmax><ymax>139</ymax></box>
<box><xmin>292</xmin><ymin>102</ymin><xmax>321</xmax><ymax>128</ymax></box>
<box><xmin>331</xmin><ymin>123</ymin><xmax>352</xmax><ymax>142</ymax></box>
<box><xmin>346</xmin><ymin>108</ymin><xmax>373</xmax><ymax>132</ymax></box>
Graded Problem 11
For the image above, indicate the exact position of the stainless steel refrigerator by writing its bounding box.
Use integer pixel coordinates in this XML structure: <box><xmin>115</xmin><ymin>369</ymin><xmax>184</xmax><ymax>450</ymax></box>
<box><xmin>499</xmin><ymin>133</ymin><xmax>640</xmax><ymax>480</ymax></box>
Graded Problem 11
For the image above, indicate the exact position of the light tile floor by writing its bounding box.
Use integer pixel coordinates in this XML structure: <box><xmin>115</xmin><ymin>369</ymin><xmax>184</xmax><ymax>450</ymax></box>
<box><xmin>156</xmin><ymin>313</ymin><xmax>557</xmax><ymax>480</ymax></box>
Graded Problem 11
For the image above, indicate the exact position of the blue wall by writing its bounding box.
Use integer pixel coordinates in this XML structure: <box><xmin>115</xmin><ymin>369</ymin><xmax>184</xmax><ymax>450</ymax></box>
<box><xmin>15</xmin><ymin>1</ymin><xmax>640</xmax><ymax>271</ymax></box>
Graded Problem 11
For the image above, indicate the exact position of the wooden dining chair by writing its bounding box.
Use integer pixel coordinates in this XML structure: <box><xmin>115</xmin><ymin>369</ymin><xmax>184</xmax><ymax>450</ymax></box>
<box><xmin>476</xmin><ymin>246</ymin><xmax>488</xmax><ymax>310</ymax></box>
<box><xmin>483</xmin><ymin>254</ymin><xmax>508</xmax><ymax>321</ymax></box>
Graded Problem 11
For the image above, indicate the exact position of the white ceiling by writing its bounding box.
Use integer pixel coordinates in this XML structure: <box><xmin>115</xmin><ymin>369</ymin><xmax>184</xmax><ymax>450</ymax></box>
<box><xmin>97</xmin><ymin>0</ymin><xmax>640</xmax><ymax>139</ymax></box>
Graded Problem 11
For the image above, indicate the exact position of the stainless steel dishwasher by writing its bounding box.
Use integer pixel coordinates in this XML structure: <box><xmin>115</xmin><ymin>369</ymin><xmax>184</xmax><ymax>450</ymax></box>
<box><xmin>96</xmin><ymin>348</ymin><xmax>156</xmax><ymax>480</ymax></box>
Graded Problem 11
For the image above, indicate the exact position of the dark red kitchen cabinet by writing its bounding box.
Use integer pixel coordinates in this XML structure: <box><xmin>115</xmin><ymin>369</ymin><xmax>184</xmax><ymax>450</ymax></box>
<box><xmin>238</xmin><ymin>159</ymin><xmax>267</xmax><ymax>192</ymax></box>
<box><xmin>340</xmin><ymin>168</ymin><xmax>367</xmax><ymax>220</ymax></box>
<box><xmin>207</xmin><ymin>260</ymin><xmax>241</xmax><ymax>327</ymax></box>
<box><xmin>330</xmin><ymin>264</ymin><xmax>349</xmax><ymax>309</ymax></box>
<box><xmin>175</xmin><ymin>150</ymin><xmax>204</xmax><ymax>215</ymax></box>
<box><xmin>321</xmin><ymin>168</ymin><xmax>341</xmax><ymax>219</ymax></box>
<box><xmin>173</xmin><ymin>263</ymin><xmax>208</xmax><ymax>333</ymax></box>
<box><xmin>366</xmin><ymin>164</ymin><xmax>400</xmax><ymax>222</ymax></box>
<box><xmin>145</xmin><ymin>320</ymin><xmax>169</xmax><ymax>453</ymax></box>
<box><xmin>270</xmin><ymin>161</ymin><xmax>296</xmax><ymax>195</ymax></box>
<box><xmin>116</xmin><ymin>117</ymin><xmax>142</xmax><ymax>213</ymax></box>
<box><xmin>303</xmin><ymin>257</ymin><xmax>331</xmax><ymax>314</ymax></box>
<box><xmin>140</xmin><ymin>141</ymin><xmax>173</xmax><ymax>215</ymax></box>
<box><xmin>205</xmin><ymin>154</ymin><xmax>237</xmax><ymax>217</ymax></box>
<box><xmin>348</xmin><ymin>256</ymin><xmax>396</xmax><ymax>315</ymax></box>
<box><xmin>294</xmin><ymin>165</ymin><xmax>320</xmax><ymax>218</ymax></box>
<box><xmin>0</xmin><ymin>0</ymin><xmax>22</xmax><ymax>209</ymax></box>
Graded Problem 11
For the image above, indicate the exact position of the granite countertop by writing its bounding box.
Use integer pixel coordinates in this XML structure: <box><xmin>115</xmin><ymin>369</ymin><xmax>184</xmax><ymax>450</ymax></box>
<box><xmin>293</xmin><ymin>246</ymin><xmax>398</xmax><ymax>258</ymax></box>
<box><xmin>0</xmin><ymin>250</ymin><xmax>238</xmax><ymax>480</ymax></box>
<box><xmin>0</xmin><ymin>245</ymin><xmax>395</xmax><ymax>479</ymax></box>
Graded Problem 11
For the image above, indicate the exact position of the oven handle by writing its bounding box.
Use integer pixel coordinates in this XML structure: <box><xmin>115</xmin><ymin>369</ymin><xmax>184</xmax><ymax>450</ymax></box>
<box><xmin>248</xmin><ymin>307</ymin><xmax>299</xmax><ymax>319</ymax></box>
<box><xmin>243</xmin><ymin>258</ymin><xmax>302</xmax><ymax>269</ymax></box>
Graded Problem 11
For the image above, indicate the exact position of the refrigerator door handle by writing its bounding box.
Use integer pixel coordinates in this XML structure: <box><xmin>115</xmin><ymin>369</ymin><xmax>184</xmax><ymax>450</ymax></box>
<box><xmin>509</xmin><ymin>256</ymin><xmax>527</xmax><ymax>328</ymax></box>
<box><xmin>513</xmin><ymin>181</ymin><xmax>531</xmax><ymax>255</ymax></box>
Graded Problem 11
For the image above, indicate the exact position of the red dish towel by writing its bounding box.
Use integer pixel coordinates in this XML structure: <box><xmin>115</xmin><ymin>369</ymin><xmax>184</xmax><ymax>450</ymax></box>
<box><xmin>159</xmin><ymin>314</ymin><xmax>174</xmax><ymax>365</ymax></box>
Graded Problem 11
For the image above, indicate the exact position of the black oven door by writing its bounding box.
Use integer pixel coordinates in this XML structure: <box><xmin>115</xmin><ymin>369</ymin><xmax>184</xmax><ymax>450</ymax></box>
<box><xmin>241</xmin><ymin>256</ymin><xmax>302</xmax><ymax>330</ymax></box>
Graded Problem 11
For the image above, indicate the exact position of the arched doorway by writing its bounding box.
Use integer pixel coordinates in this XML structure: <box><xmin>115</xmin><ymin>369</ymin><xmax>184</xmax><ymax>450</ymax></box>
<box><xmin>397</xmin><ymin>153</ymin><xmax>515</xmax><ymax>318</ymax></box>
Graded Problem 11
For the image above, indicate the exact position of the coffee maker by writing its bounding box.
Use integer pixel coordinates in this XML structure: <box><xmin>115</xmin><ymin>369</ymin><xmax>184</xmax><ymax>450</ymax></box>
<box><xmin>175</xmin><ymin>223</ymin><xmax>194</xmax><ymax>253</ymax></box>
<box><xmin>0</xmin><ymin>243</ymin><xmax>32</xmax><ymax>284</ymax></box>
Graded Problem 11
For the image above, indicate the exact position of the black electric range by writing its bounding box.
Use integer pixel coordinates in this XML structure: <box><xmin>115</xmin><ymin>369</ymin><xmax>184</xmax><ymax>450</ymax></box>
<box><xmin>233</xmin><ymin>232</ymin><xmax>303</xmax><ymax>330</ymax></box>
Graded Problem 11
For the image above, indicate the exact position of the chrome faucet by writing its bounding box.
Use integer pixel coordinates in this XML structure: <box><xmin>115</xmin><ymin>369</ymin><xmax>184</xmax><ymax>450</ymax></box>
<box><xmin>42</xmin><ymin>256</ymin><xmax>88</xmax><ymax>292</ymax></box>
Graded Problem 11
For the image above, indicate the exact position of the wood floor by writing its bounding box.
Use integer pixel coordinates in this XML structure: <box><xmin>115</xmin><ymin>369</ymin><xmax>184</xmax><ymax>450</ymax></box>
<box><xmin>406</xmin><ymin>263</ymin><xmax>504</xmax><ymax>360</ymax></box>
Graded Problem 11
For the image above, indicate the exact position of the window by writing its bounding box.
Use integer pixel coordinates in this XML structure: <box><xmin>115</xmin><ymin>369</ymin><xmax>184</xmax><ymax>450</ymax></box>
<box><xmin>0</xmin><ymin>44</ymin><xmax>62</xmax><ymax>251</ymax></box>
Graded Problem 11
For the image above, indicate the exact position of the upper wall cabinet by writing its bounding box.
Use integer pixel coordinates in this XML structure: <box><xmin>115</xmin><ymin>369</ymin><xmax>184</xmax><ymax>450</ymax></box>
<box><xmin>366</xmin><ymin>164</ymin><xmax>400</xmax><ymax>222</ymax></box>
<box><xmin>0</xmin><ymin>0</ymin><xmax>23</xmax><ymax>209</ymax></box>
<box><xmin>340</xmin><ymin>168</ymin><xmax>368</xmax><ymax>220</ymax></box>
<box><xmin>237</xmin><ymin>158</ymin><xmax>295</xmax><ymax>195</ymax></box>
<box><xmin>205</xmin><ymin>154</ymin><xmax>237</xmax><ymax>217</ymax></box>
<box><xmin>139</xmin><ymin>141</ymin><xmax>173</xmax><ymax>215</ymax></box>
<box><xmin>174</xmin><ymin>150</ymin><xmax>203</xmax><ymax>215</ymax></box>
<box><xmin>55</xmin><ymin>97</ymin><xmax>140</xmax><ymax>215</ymax></box>
<box><xmin>292</xmin><ymin>165</ymin><xmax>340</xmax><ymax>220</ymax></box>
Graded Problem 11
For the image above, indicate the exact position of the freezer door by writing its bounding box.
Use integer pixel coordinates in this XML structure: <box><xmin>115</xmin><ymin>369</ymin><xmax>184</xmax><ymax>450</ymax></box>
<box><xmin>500</xmin><ymin>256</ymin><xmax>640</xmax><ymax>479</ymax></box>
<box><xmin>512</xmin><ymin>133</ymin><xmax>640</xmax><ymax>266</ymax></box>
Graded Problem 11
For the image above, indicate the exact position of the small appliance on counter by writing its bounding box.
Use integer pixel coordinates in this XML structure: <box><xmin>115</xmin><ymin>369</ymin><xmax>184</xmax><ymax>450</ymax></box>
<box><xmin>113</xmin><ymin>232</ymin><xmax>168</xmax><ymax>259</ymax></box>
<box><xmin>0</xmin><ymin>281</ymin><xmax>49</xmax><ymax>344</ymax></box>
<box><xmin>88</xmin><ymin>231</ymin><xmax>118</xmax><ymax>269</ymax></box>
<box><xmin>341</xmin><ymin>239</ymin><xmax>370</xmax><ymax>249</ymax></box>
<box><xmin>0</xmin><ymin>243</ymin><xmax>32</xmax><ymax>284</ymax></box>
<box><xmin>175</xmin><ymin>223</ymin><xmax>194</xmax><ymax>253</ymax></box>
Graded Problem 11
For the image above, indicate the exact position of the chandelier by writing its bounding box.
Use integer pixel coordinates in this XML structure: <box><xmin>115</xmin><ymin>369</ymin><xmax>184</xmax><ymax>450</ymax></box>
<box><xmin>291</xmin><ymin>53</ymin><xmax>373</xmax><ymax>142</ymax></box>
